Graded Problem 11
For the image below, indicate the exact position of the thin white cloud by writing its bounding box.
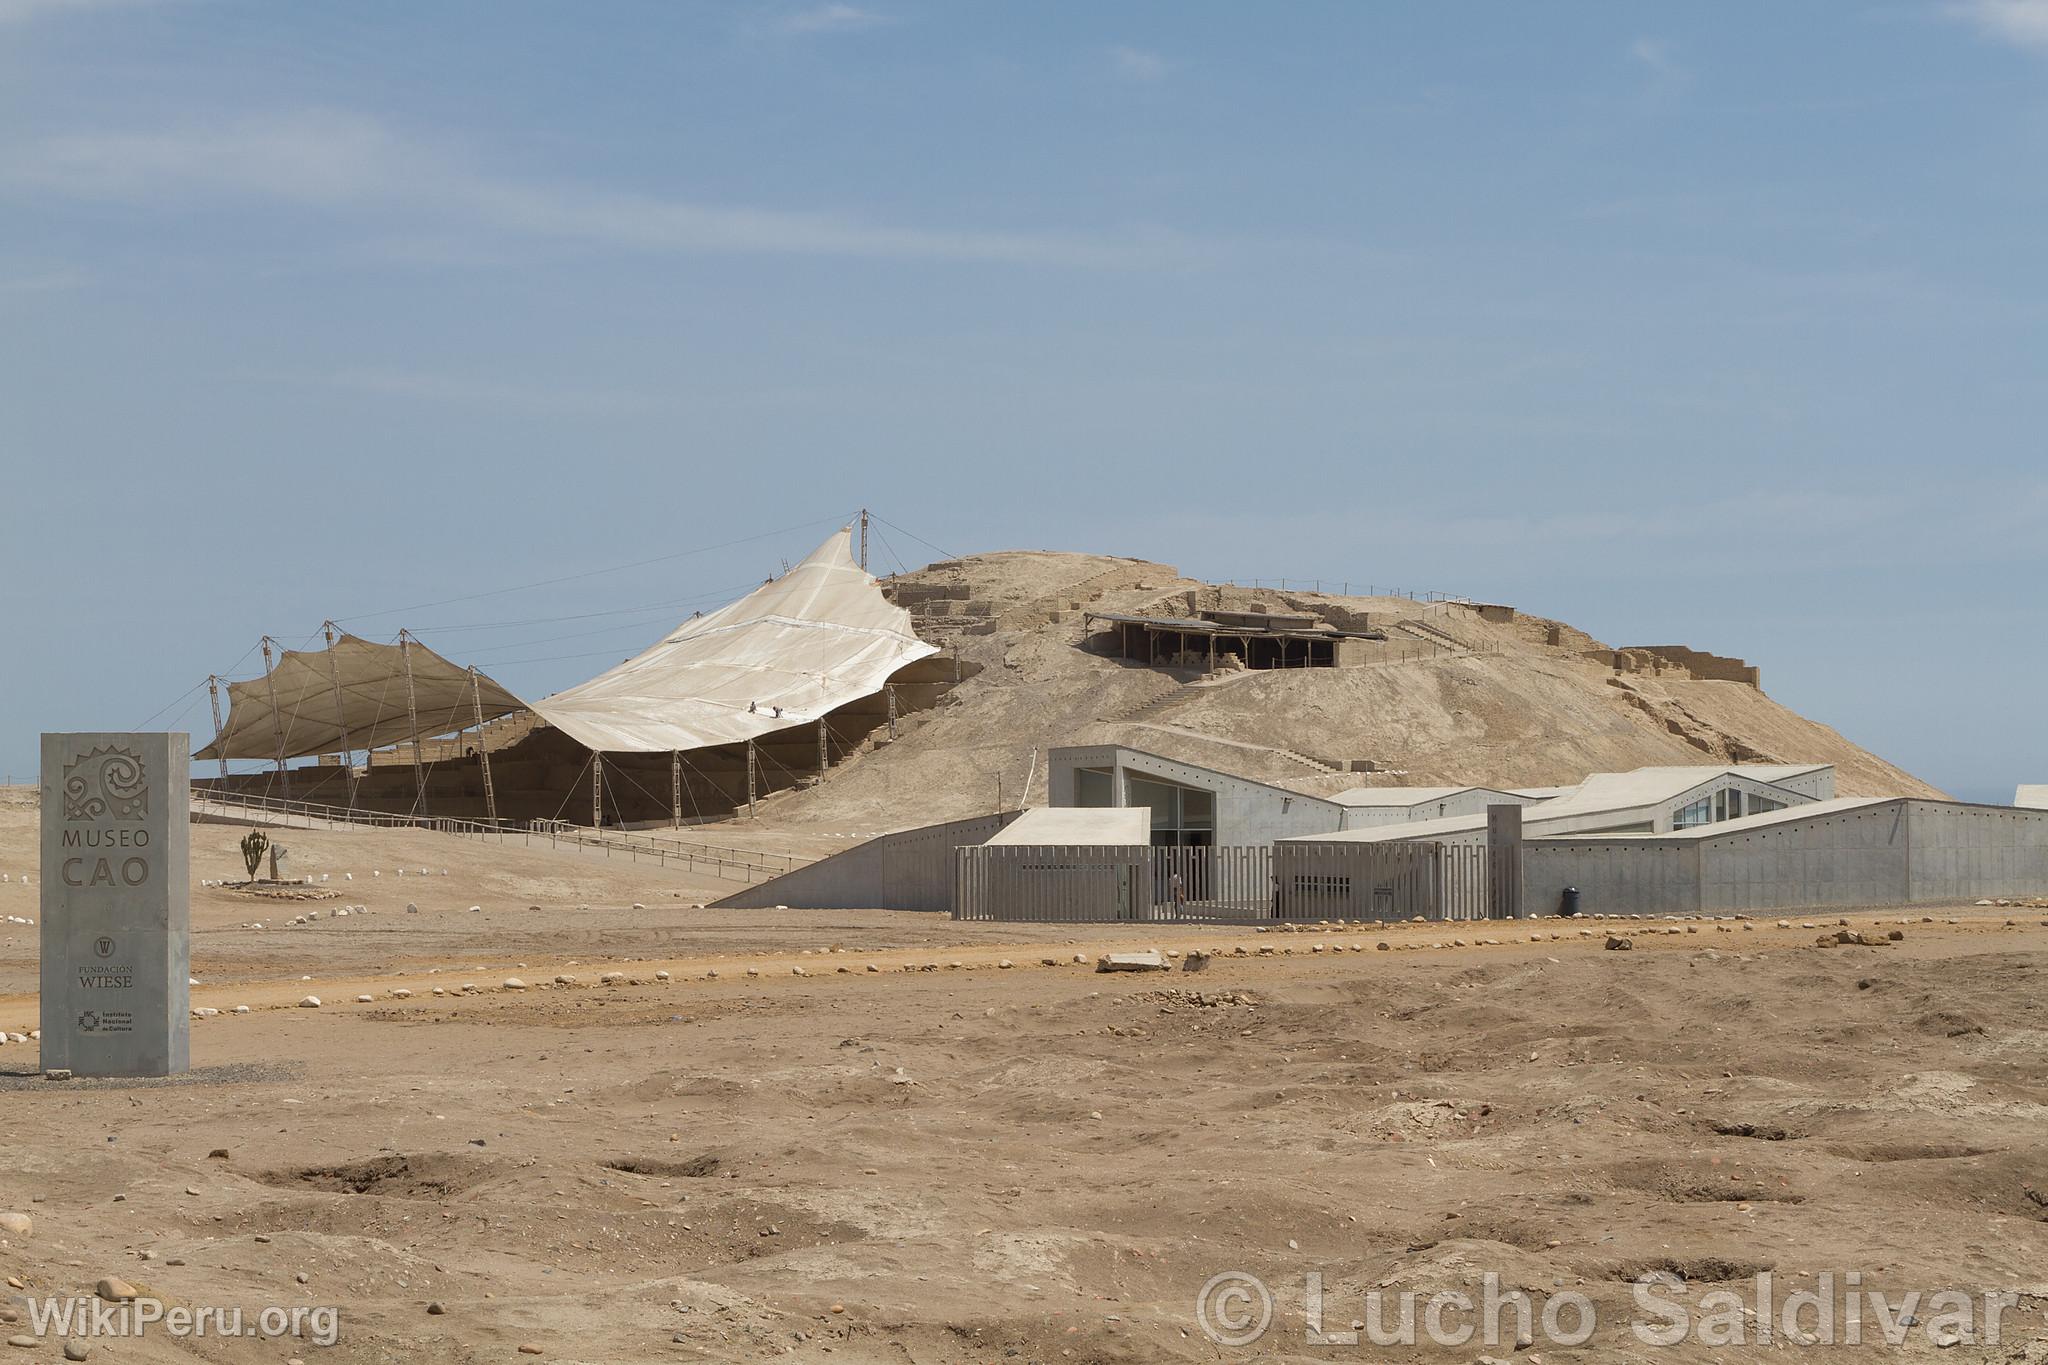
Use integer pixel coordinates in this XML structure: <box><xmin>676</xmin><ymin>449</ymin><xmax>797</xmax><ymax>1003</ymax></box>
<box><xmin>1109</xmin><ymin>46</ymin><xmax>1168</xmax><ymax>83</ymax></box>
<box><xmin>1951</xmin><ymin>0</ymin><xmax>2048</xmax><ymax>50</ymax></box>
<box><xmin>773</xmin><ymin>4</ymin><xmax>889</xmax><ymax>36</ymax></box>
<box><xmin>1627</xmin><ymin>37</ymin><xmax>1689</xmax><ymax>91</ymax></box>
<box><xmin>1</xmin><ymin>110</ymin><xmax>1192</xmax><ymax>268</ymax></box>
<box><xmin>21</xmin><ymin>111</ymin><xmax>407</xmax><ymax>204</ymax></box>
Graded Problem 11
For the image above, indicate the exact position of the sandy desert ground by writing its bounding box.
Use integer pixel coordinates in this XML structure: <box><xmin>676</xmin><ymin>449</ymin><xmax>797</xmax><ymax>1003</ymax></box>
<box><xmin>2</xmin><ymin>794</ymin><xmax>2047</xmax><ymax>1363</ymax></box>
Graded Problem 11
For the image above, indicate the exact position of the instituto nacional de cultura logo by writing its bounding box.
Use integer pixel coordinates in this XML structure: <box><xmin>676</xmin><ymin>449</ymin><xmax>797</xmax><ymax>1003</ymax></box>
<box><xmin>62</xmin><ymin>746</ymin><xmax>149</xmax><ymax>823</ymax></box>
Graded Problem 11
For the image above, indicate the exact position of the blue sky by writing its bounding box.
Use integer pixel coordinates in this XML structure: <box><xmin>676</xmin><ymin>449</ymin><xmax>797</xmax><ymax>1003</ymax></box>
<box><xmin>2</xmin><ymin>0</ymin><xmax>2043</xmax><ymax>800</ymax></box>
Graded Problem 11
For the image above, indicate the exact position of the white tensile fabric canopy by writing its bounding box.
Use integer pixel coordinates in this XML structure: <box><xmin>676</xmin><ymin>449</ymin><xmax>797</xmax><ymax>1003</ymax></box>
<box><xmin>529</xmin><ymin>528</ymin><xmax>937</xmax><ymax>753</ymax></box>
<box><xmin>195</xmin><ymin>633</ymin><xmax>525</xmax><ymax>762</ymax></box>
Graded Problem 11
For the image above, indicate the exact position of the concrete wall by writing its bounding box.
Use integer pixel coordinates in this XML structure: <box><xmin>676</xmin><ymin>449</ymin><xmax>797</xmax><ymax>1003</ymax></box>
<box><xmin>1699</xmin><ymin>803</ymin><xmax>1909</xmax><ymax>910</ymax></box>
<box><xmin>1767</xmin><ymin>768</ymin><xmax>1836</xmax><ymax>801</ymax></box>
<box><xmin>1339</xmin><ymin>789</ymin><xmax>1543</xmax><ymax>829</ymax></box>
<box><xmin>712</xmin><ymin>811</ymin><xmax>1018</xmax><ymax>911</ymax></box>
<box><xmin>1519</xmin><ymin>800</ymin><xmax>2048</xmax><ymax>916</ymax></box>
<box><xmin>1522</xmin><ymin>840</ymin><xmax>1700</xmax><ymax>917</ymax></box>
<box><xmin>1905</xmin><ymin>801</ymin><xmax>2048</xmax><ymax>901</ymax></box>
<box><xmin>1049</xmin><ymin>745</ymin><xmax>1347</xmax><ymax>845</ymax></box>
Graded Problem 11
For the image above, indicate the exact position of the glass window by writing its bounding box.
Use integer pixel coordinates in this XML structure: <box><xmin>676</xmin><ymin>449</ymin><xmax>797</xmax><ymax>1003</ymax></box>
<box><xmin>1130</xmin><ymin>777</ymin><xmax>1179</xmax><ymax>830</ymax></box>
<box><xmin>1673</xmin><ymin>796</ymin><xmax>1714</xmax><ymax>829</ymax></box>
<box><xmin>1076</xmin><ymin>768</ymin><xmax>1113</xmax><ymax>807</ymax></box>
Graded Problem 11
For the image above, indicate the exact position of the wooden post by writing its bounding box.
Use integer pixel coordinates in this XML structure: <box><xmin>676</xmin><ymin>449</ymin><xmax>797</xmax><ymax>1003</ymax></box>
<box><xmin>469</xmin><ymin>666</ymin><xmax>498</xmax><ymax>824</ymax></box>
<box><xmin>887</xmin><ymin>683</ymin><xmax>898</xmax><ymax>739</ymax></box>
<box><xmin>746</xmin><ymin>739</ymin><xmax>757</xmax><ymax>816</ymax></box>
<box><xmin>398</xmin><ymin>630</ymin><xmax>428</xmax><ymax>816</ymax></box>
<box><xmin>323</xmin><ymin>622</ymin><xmax>358</xmax><ymax>810</ymax></box>
<box><xmin>817</xmin><ymin>718</ymin><xmax>829</xmax><ymax>772</ymax></box>
<box><xmin>206</xmin><ymin>679</ymin><xmax>231</xmax><ymax>785</ymax></box>
<box><xmin>671</xmin><ymin>750</ymin><xmax>682</xmax><ymax>829</ymax></box>
<box><xmin>859</xmin><ymin>507</ymin><xmax>869</xmax><ymax>572</ymax></box>
<box><xmin>591</xmin><ymin>752</ymin><xmax>603</xmax><ymax>829</ymax></box>
<box><xmin>259</xmin><ymin>636</ymin><xmax>292</xmax><ymax>797</ymax></box>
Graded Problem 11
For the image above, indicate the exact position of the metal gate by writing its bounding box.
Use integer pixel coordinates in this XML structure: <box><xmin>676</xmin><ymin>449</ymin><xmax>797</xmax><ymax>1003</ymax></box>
<box><xmin>955</xmin><ymin>841</ymin><xmax>1499</xmax><ymax>923</ymax></box>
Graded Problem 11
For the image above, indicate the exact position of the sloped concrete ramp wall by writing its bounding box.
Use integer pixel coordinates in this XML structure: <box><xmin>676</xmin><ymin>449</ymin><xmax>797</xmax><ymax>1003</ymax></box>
<box><xmin>712</xmin><ymin>812</ymin><xmax>1019</xmax><ymax>911</ymax></box>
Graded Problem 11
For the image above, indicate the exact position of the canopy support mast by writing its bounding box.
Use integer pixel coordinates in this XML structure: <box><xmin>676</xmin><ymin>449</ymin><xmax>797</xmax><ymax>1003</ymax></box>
<box><xmin>259</xmin><ymin>636</ymin><xmax>291</xmax><ymax>798</ymax></box>
<box><xmin>398</xmin><ymin>630</ymin><xmax>428</xmax><ymax>816</ymax></box>
<box><xmin>206</xmin><ymin>676</ymin><xmax>230</xmax><ymax>783</ymax></box>
<box><xmin>469</xmin><ymin>666</ymin><xmax>498</xmax><ymax>824</ymax></box>
<box><xmin>591</xmin><ymin>753</ymin><xmax>603</xmax><ymax>829</ymax></box>
<box><xmin>322</xmin><ymin>621</ymin><xmax>359</xmax><ymax>810</ymax></box>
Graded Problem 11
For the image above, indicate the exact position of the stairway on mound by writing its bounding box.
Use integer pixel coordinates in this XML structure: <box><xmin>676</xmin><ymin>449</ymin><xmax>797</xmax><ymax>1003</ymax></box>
<box><xmin>1095</xmin><ymin>668</ymin><xmax>1267</xmax><ymax>729</ymax></box>
<box><xmin>1389</xmin><ymin>618</ymin><xmax>1465</xmax><ymax>651</ymax></box>
<box><xmin>1095</xmin><ymin>673</ymin><xmax>1187</xmax><ymax>724</ymax></box>
<box><xmin>1120</xmin><ymin>721</ymin><xmax>1345</xmax><ymax>776</ymax></box>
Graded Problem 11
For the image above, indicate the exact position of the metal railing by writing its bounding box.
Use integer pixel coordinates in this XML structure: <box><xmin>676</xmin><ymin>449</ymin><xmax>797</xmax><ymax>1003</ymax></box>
<box><xmin>1221</xmin><ymin>580</ymin><xmax>1475</xmax><ymax>603</ymax></box>
<box><xmin>188</xmin><ymin>787</ymin><xmax>805</xmax><ymax>884</ymax></box>
<box><xmin>954</xmin><ymin>842</ymin><xmax>1502</xmax><ymax>923</ymax></box>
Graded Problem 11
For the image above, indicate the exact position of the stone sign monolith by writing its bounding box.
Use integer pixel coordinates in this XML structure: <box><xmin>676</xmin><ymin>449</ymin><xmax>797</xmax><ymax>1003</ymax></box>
<box><xmin>40</xmin><ymin>732</ymin><xmax>189</xmax><ymax>1077</ymax></box>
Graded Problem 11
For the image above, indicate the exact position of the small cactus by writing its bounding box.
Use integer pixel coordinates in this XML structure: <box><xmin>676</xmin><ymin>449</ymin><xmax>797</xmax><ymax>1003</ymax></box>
<box><xmin>240</xmin><ymin>829</ymin><xmax>269</xmax><ymax>880</ymax></box>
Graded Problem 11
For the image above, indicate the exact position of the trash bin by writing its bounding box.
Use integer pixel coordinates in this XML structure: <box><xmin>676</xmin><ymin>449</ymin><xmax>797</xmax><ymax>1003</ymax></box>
<box><xmin>1559</xmin><ymin>887</ymin><xmax>1580</xmax><ymax>917</ymax></box>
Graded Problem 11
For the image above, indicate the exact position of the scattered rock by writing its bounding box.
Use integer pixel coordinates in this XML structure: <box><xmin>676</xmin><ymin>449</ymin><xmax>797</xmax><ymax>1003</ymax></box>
<box><xmin>63</xmin><ymin>1341</ymin><xmax>89</xmax><ymax>1362</ymax></box>
<box><xmin>1605</xmin><ymin>936</ymin><xmax>1633</xmax><ymax>951</ymax></box>
<box><xmin>1096</xmin><ymin>950</ymin><xmax>1169</xmax><ymax>973</ymax></box>
<box><xmin>502</xmin><ymin>978</ymin><xmax>528</xmax><ymax>991</ymax></box>
<box><xmin>95</xmin><ymin>1277</ymin><xmax>138</xmax><ymax>1302</ymax></box>
<box><xmin>0</xmin><ymin>1212</ymin><xmax>29</xmax><ymax>1239</ymax></box>
<box><xmin>425</xmin><ymin>1301</ymin><xmax>446</xmax><ymax>1315</ymax></box>
<box><xmin>297</xmin><ymin>996</ymin><xmax>321</xmax><ymax>1009</ymax></box>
